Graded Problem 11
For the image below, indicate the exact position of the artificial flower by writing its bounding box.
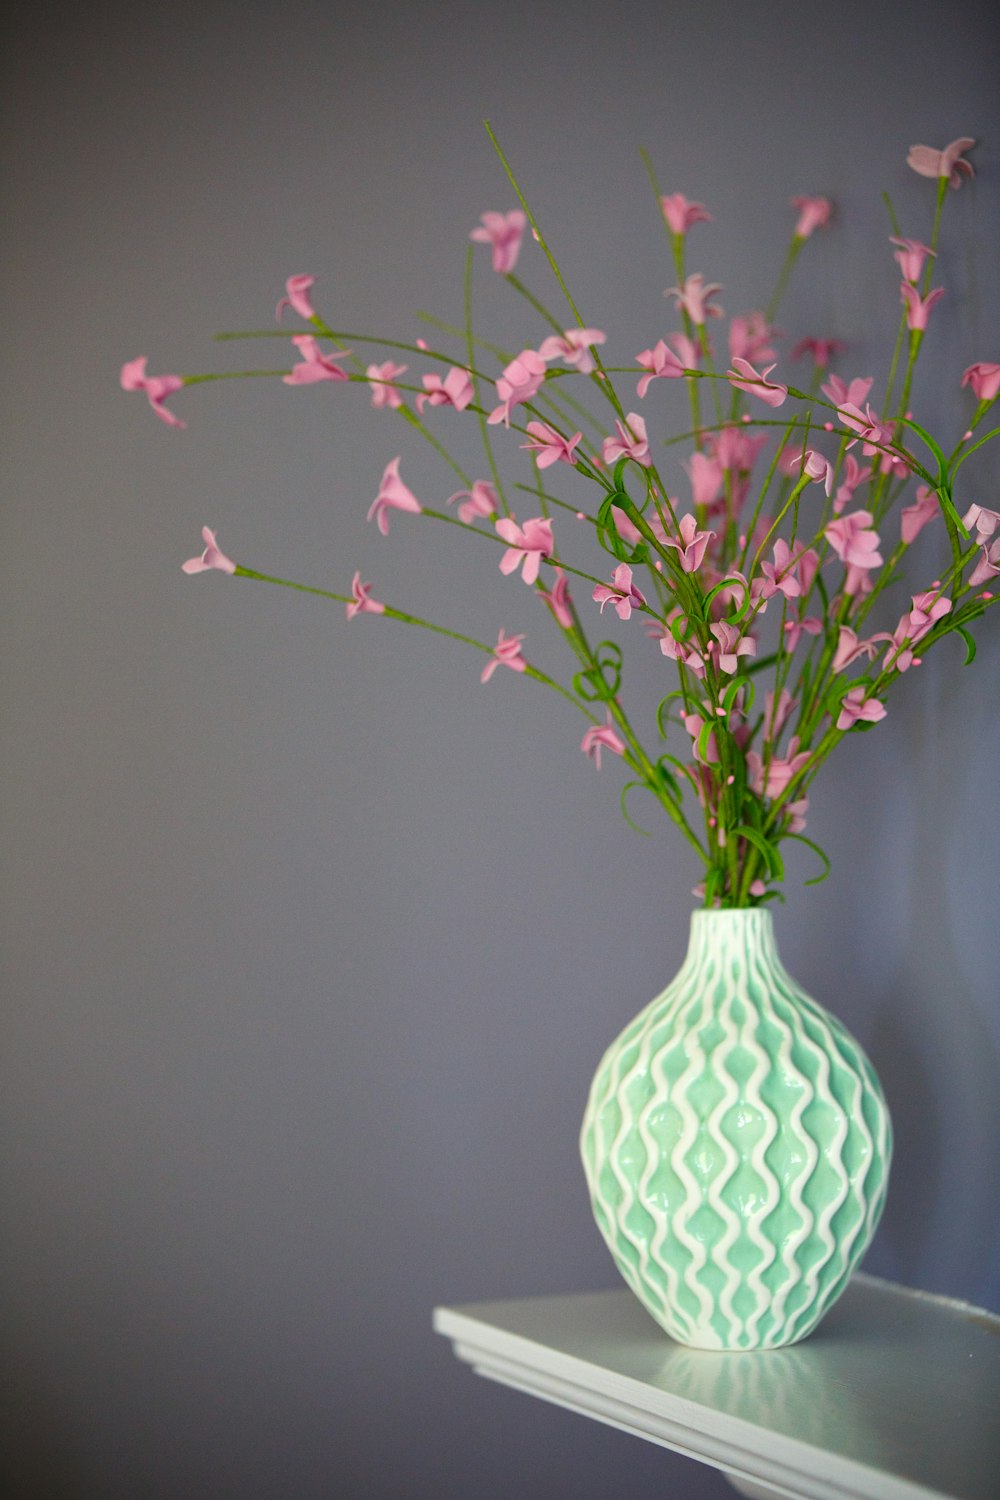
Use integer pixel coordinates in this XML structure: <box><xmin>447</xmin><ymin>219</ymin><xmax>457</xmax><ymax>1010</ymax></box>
<box><xmin>446</xmin><ymin>480</ymin><xmax>497</xmax><ymax>524</ymax></box>
<box><xmin>367</xmin><ymin>361</ymin><xmax>407</xmax><ymax>410</ymax></box>
<box><xmin>901</xmin><ymin>487</ymin><xmax>939</xmax><ymax>543</ymax></box>
<box><xmin>520</xmin><ymin>421</ymin><xmax>582</xmax><ymax>468</ymax></box>
<box><xmin>660</xmin><ymin>194</ymin><xmax>712</xmax><ymax>235</ymax></box>
<box><xmin>537</xmin><ymin>328</ymin><xmax>606</xmax><ymax>374</ymax></box>
<box><xmin>962</xmin><ymin>363</ymin><xmax>1000</xmax><ymax>403</ymax></box>
<box><xmin>581</xmin><ymin>714</ymin><xmax>626</xmax><ymax>769</ymax></box>
<box><xmin>906</xmin><ymin>137</ymin><xmax>975</xmax><ymax>189</ymax></box>
<box><xmin>495</xmin><ymin>516</ymin><xmax>555</xmax><ymax>585</ymax></box>
<box><xmin>792</xmin><ymin>337</ymin><xmax>846</xmax><ymax>369</ymax></box>
<box><xmin>486</xmin><ymin>349</ymin><xmax>546</xmax><ymax>427</ymax></box>
<box><xmin>790</xmin><ymin>196</ymin><xmax>833</xmax><ymax>238</ymax></box>
<box><xmin>962</xmin><ymin>503</ymin><xmax>1000</xmax><ymax>544</ymax></box>
<box><xmin>367</xmin><ymin>457</ymin><xmax>423</xmax><ymax>535</ymax></box>
<box><xmin>665</xmin><ymin>273</ymin><xmax>724</xmax><ymax>325</ymax></box>
<box><xmin>890</xmin><ymin>237</ymin><xmax>935</xmax><ymax>283</ymax></box>
<box><xmin>825</xmin><ymin>511</ymin><xmax>883</xmax><ymax>594</ymax></box>
<box><xmin>480</xmin><ymin>628</ymin><xmax>526</xmax><ymax>682</ymax></box>
<box><xmin>901</xmin><ymin>283</ymin><xmax>945</xmax><ymax>333</ymax></box>
<box><xmin>538</xmin><ymin>570</ymin><xmax>574</xmax><ymax>629</ymax></box>
<box><xmin>283</xmin><ymin>335</ymin><xmax>350</xmax><ymax>385</ymax></box>
<box><xmin>276</xmin><ymin>274</ymin><xmax>317</xmax><ymax>321</ymax></box>
<box><xmin>592</xmin><ymin>563</ymin><xmax>646</xmax><ymax>621</ymax></box>
<box><xmin>469</xmin><ymin>210</ymin><xmax>527</xmax><ymax>273</ymax></box>
<box><xmin>346</xmin><ymin>573</ymin><xmax>385</xmax><ymax>619</ymax></box>
<box><xmin>636</xmin><ymin>340</ymin><xmax>686</xmax><ymax>396</ymax></box>
<box><xmin>836</xmin><ymin>688</ymin><xmax>887</xmax><ymax>731</ymax></box>
<box><xmin>726</xmin><ymin>357</ymin><xmax>788</xmax><ymax>407</ymax></box>
<box><xmin>416</xmin><ymin>366</ymin><xmax>474</xmax><ymax>413</ymax></box>
<box><xmin>710</xmin><ymin>622</ymin><xmax>756</xmax><ymax>674</ymax></box>
<box><xmin>182</xmin><ymin>526</ymin><xmax>236</xmax><ymax>575</ymax></box>
<box><xmin>120</xmin><ymin>357</ymin><xmax>185</xmax><ymax>427</ymax></box>
<box><xmin>601</xmin><ymin>413</ymin><xmax>651</xmax><ymax>467</ymax></box>
<box><xmin>661</xmin><ymin>512</ymin><xmax>715</xmax><ymax>573</ymax></box>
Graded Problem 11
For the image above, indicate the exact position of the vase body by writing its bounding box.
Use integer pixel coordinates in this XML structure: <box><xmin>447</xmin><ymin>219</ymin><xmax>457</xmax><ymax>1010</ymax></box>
<box><xmin>580</xmin><ymin>909</ymin><xmax>891</xmax><ymax>1350</ymax></box>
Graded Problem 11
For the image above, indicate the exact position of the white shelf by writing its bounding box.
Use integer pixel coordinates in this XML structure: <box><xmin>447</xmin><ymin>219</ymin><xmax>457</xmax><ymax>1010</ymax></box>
<box><xmin>434</xmin><ymin>1274</ymin><xmax>1000</xmax><ymax>1500</ymax></box>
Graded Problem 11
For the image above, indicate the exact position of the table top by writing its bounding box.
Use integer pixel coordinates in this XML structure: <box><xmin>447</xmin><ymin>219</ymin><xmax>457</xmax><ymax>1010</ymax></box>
<box><xmin>434</xmin><ymin>1275</ymin><xmax>1000</xmax><ymax>1500</ymax></box>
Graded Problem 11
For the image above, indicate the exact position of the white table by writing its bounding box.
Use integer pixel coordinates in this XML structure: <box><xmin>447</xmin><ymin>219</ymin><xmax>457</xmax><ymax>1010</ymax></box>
<box><xmin>434</xmin><ymin>1275</ymin><xmax>1000</xmax><ymax>1500</ymax></box>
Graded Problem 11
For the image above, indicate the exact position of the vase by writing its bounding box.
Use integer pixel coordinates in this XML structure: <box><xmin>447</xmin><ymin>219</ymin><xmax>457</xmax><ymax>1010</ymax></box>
<box><xmin>579</xmin><ymin>908</ymin><xmax>891</xmax><ymax>1351</ymax></box>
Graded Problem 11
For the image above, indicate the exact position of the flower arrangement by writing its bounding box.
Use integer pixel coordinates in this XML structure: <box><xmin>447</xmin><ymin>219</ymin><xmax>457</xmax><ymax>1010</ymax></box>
<box><xmin>123</xmin><ymin>130</ymin><xmax>997</xmax><ymax>908</ymax></box>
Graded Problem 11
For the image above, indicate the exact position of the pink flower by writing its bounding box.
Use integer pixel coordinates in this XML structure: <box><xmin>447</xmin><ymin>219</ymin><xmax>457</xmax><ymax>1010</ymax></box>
<box><xmin>346</xmin><ymin>572</ymin><xmax>386</xmax><ymax>619</ymax></box>
<box><xmin>747</xmin><ymin>738</ymin><xmax>810</xmax><ymax>798</ymax></box>
<box><xmin>283</xmin><ymin>335</ymin><xmax>350</xmax><ymax>385</ymax></box>
<box><xmin>636</xmin><ymin>339</ymin><xmax>686</xmax><ymax>396</ymax></box>
<box><xmin>765</xmin><ymin>688</ymin><xmax>797</xmax><ymax>739</ymax></box>
<box><xmin>791</xmin><ymin>196</ymin><xmax>833</xmax><ymax>238</ymax></box>
<box><xmin>890</xmin><ymin>237</ymin><xmax>935</xmax><ymax>283</ymax></box>
<box><xmin>657</xmin><ymin>614</ymin><xmax>706</xmax><ymax>677</ymax></box>
<box><xmin>521</xmin><ymin>421</ymin><xmax>582</xmax><ymax>469</ymax></box>
<box><xmin>962</xmin><ymin>363</ymin><xmax>1000</xmax><ymax>403</ymax></box>
<box><xmin>783</xmin><ymin>615</ymin><xmax>823</xmax><ymax>652</ymax></box>
<box><xmin>822</xmin><ymin>373</ymin><xmax>873</xmax><ymax>409</ymax></box>
<box><xmin>660</xmin><ymin>194</ymin><xmax>712</xmax><ymax>235</ymax></box>
<box><xmin>836</xmin><ymin>400</ymin><xmax>886</xmax><ymax>455</ymax></box>
<box><xmin>581</xmin><ymin>713</ymin><xmax>626</xmax><ymax>769</ymax></box>
<box><xmin>885</xmin><ymin>589</ymin><xmax>951</xmax><ymax>672</ymax></box>
<box><xmin>682</xmin><ymin>711</ymin><xmax>719</xmax><ymax>765</ymax></box>
<box><xmin>970</xmin><ymin>538</ymin><xmax>1000</xmax><ymax>588</ymax></box>
<box><xmin>710</xmin><ymin>622</ymin><xmax>756</xmax><ymax>674</ymax></box>
<box><xmin>447</xmin><ymin>480</ymin><xmax>497</xmax><ymax>525</ymax></box>
<box><xmin>708</xmin><ymin>425</ymin><xmax>768</xmax><ymax>474</ymax></box>
<box><xmin>495</xmin><ymin>516</ymin><xmax>555</xmax><ymax>585</ymax></box>
<box><xmin>792</xmin><ymin>337</ymin><xmax>846</xmax><ymax>369</ymax></box>
<box><xmin>963</xmin><ymin>503</ymin><xmax>1000</xmax><ymax>544</ymax></box>
<box><xmin>757</xmin><ymin>538</ymin><xmax>805</xmax><ymax>601</ymax></box>
<box><xmin>668</xmin><ymin>332</ymin><xmax>701</xmax><ymax>369</ymax></box>
<box><xmin>825</xmin><ymin>510</ymin><xmax>883</xmax><ymax>593</ymax></box>
<box><xmin>661</xmin><ymin>512</ymin><xmax>715</xmax><ymax>573</ymax></box>
<box><xmin>665</xmin><ymin>273</ymin><xmax>724</xmax><ymax>326</ymax></box>
<box><xmin>182</xmin><ymin>526</ymin><xmax>236</xmax><ymax>575</ymax></box>
<box><xmin>779</xmin><ymin>447</ymin><xmax>839</xmax><ymax>495</ymax></box>
<box><xmin>539</xmin><ymin>570</ymin><xmax>574</xmax><ymax>629</ymax></box>
<box><xmin>728</xmin><ymin>312</ymin><xmax>776</xmax><ymax>367</ymax></box>
<box><xmin>120</xmin><ymin>357</ymin><xmax>185</xmax><ymax>427</ymax></box>
<box><xmin>832</xmin><ymin>626</ymin><xmax>892</xmax><ymax>673</ymax></box>
<box><xmin>836</xmin><ymin>688</ymin><xmax>887</xmax><ymax>732</ymax></box>
<box><xmin>276</xmin><ymin>274</ymin><xmax>316</xmax><ymax>321</ymax></box>
<box><xmin>726</xmin><ymin>357</ymin><xmax>787</xmax><ymax>407</ymax></box>
<box><xmin>367</xmin><ymin>457</ymin><xmax>423</xmax><ymax>535</ymax></box>
<box><xmin>783</xmin><ymin>798</ymin><xmax>809</xmax><ymax>833</ymax></box>
<box><xmin>685</xmin><ymin>451</ymin><xmax>724</xmax><ymax>511</ymax></box>
<box><xmin>537</xmin><ymin>328</ymin><xmax>607</xmax><ymax>374</ymax></box>
<box><xmin>469</xmin><ymin>210</ymin><xmax>527</xmax><ymax>273</ymax></box>
<box><xmin>901</xmin><ymin>487</ymin><xmax>939</xmax><ymax>543</ymax></box>
<box><xmin>901</xmin><ymin>283</ymin><xmax>945</xmax><ymax>333</ymax></box>
<box><xmin>601</xmin><ymin>413</ymin><xmax>651</xmax><ymax>467</ymax></box>
<box><xmin>416</xmin><ymin>365</ymin><xmax>474</xmax><ymax>414</ymax></box>
<box><xmin>367</xmin><ymin>360</ymin><xmax>407</xmax><ymax>410</ymax></box>
<box><xmin>481</xmin><ymin>628</ymin><xmax>526</xmax><ymax>682</ymax></box>
<box><xmin>906</xmin><ymin>138</ymin><xmax>976</xmax><ymax>190</ymax></box>
<box><xmin>592</xmin><ymin>563</ymin><xmax>646</xmax><ymax>621</ymax></box>
<box><xmin>486</xmin><ymin>349</ymin><xmax>547</xmax><ymax>427</ymax></box>
<box><xmin>833</xmin><ymin>454</ymin><xmax>868</xmax><ymax>515</ymax></box>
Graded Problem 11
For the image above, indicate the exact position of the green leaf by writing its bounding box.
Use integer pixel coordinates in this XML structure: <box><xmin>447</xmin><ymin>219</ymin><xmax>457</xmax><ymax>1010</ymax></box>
<box><xmin>956</xmin><ymin>625</ymin><xmax>977</xmax><ymax>665</ymax></box>
<box><xmin>620</xmin><ymin>781</ymin><xmax>652</xmax><ymax>836</ymax></box>
<box><xmin>733</xmin><ymin>824</ymin><xmax>785</xmax><ymax>881</ymax></box>
<box><xmin>784</xmin><ymin>832</ymin><xmax>831</xmax><ymax>886</ymax></box>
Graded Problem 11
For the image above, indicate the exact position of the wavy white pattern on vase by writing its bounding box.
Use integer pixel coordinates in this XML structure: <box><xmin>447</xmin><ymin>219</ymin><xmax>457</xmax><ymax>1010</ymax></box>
<box><xmin>735</xmin><ymin>939</ymin><xmax>782</xmax><ymax>1348</ymax></box>
<box><xmin>700</xmin><ymin>949</ymin><xmax>746</xmax><ymax>1346</ymax></box>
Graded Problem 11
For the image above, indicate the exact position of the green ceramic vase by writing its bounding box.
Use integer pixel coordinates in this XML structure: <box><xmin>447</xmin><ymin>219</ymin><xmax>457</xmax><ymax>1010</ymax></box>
<box><xmin>580</xmin><ymin>909</ymin><xmax>891</xmax><ymax>1350</ymax></box>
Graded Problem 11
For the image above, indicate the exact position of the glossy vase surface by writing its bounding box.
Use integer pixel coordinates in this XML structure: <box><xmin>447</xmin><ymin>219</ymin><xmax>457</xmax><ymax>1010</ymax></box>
<box><xmin>580</xmin><ymin>909</ymin><xmax>891</xmax><ymax>1350</ymax></box>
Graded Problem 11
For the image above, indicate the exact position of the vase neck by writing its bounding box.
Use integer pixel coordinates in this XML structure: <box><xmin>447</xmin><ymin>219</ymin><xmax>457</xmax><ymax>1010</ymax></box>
<box><xmin>686</xmin><ymin>908</ymin><xmax>778</xmax><ymax>967</ymax></box>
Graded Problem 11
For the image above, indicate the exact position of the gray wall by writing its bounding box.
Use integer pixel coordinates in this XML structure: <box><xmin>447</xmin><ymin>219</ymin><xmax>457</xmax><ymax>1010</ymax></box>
<box><xmin>4</xmin><ymin>1</ymin><xmax>999</xmax><ymax>1496</ymax></box>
